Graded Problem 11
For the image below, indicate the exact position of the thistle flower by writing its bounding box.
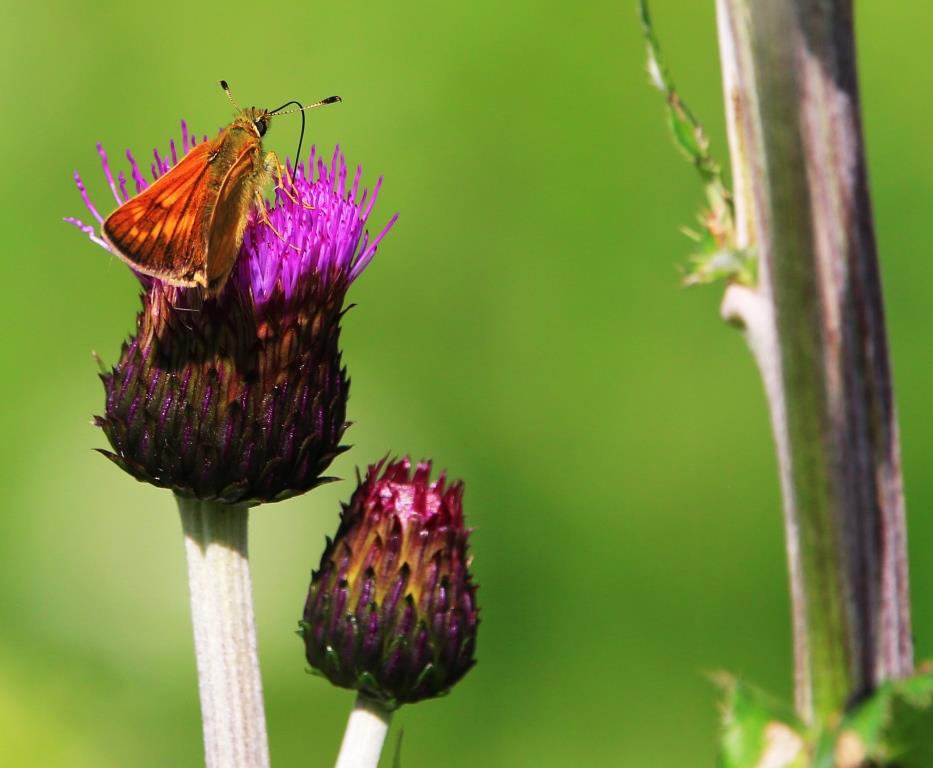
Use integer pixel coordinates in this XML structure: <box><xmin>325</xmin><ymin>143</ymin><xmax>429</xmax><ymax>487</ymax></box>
<box><xmin>301</xmin><ymin>458</ymin><xmax>478</xmax><ymax>708</ymax></box>
<box><xmin>67</xmin><ymin>124</ymin><xmax>397</xmax><ymax>504</ymax></box>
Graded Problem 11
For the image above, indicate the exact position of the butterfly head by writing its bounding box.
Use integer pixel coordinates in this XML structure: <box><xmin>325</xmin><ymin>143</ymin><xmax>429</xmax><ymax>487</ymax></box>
<box><xmin>220</xmin><ymin>81</ymin><xmax>342</xmax><ymax>167</ymax></box>
<box><xmin>242</xmin><ymin>107</ymin><xmax>271</xmax><ymax>138</ymax></box>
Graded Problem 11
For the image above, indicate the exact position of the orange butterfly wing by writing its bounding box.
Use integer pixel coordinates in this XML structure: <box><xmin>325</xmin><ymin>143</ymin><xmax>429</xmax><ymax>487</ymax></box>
<box><xmin>102</xmin><ymin>141</ymin><xmax>215</xmax><ymax>288</ymax></box>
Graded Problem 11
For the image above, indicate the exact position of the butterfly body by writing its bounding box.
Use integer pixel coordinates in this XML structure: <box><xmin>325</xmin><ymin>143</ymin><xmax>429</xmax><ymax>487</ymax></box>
<box><xmin>102</xmin><ymin>108</ymin><xmax>273</xmax><ymax>296</ymax></box>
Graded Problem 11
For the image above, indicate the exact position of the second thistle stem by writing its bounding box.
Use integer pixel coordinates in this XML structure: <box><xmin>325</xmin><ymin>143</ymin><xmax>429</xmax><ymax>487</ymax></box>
<box><xmin>335</xmin><ymin>693</ymin><xmax>394</xmax><ymax>768</ymax></box>
<box><xmin>178</xmin><ymin>496</ymin><xmax>270</xmax><ymax>768</ymax></box>
<box><xmin>716</xmin><ymin>0</ymin><xmax>912</xmax><ymax>722</ymax></box>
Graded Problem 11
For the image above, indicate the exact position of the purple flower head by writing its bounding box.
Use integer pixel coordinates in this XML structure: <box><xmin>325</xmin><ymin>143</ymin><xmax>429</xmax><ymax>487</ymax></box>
<box><xmin>68</xmin><ymin>122</ymin><xmax>397</xmax><ymax>504</ymax></box>
<box><xmin>301</xmin><ymin>458</ymin><xmax>479</xmax><ymax>708</ymax></box>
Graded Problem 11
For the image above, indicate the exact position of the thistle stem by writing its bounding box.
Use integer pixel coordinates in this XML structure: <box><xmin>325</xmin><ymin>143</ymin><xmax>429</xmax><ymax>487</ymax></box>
<box><xmin>335</xmin><ymin>693</ymin><xmax>393</xmax><ymax>768</ymax></box>
<box><xmin>177</xmin><ymin>496</ymin><xmax>270</xmax><ymax>768</ymax></box>
<box><xmin>716</xmin><ymin>0</ymin><xmax>912</xmax><ymax>722</ymax></box>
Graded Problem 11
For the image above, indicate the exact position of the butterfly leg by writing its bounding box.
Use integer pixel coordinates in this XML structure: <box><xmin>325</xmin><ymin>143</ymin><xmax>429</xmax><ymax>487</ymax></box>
<box><xmin>253</xmin><ymin>189</ymin><xmax>302</xmax><ymax>253</ymax></box>
<box><xmin>265</xmin><ymin>151</ymin><xmax>315</xmax><ymax>210</ymax></box>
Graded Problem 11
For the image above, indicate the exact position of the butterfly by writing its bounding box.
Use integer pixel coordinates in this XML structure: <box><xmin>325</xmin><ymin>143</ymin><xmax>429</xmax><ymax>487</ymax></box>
<box><xmin>102</xmin><ymin>81</ymin><xmax>341</xmax><ymax>296</ymax></box>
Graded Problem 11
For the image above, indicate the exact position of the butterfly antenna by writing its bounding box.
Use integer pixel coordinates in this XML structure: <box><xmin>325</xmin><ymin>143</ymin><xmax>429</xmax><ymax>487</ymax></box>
<box><xmin>219</xmin><ymin>80</ymin><xmax>243</xmax><ymax>112</ymax></box>
<box><xmin>269</xmin><ymin>96</ymin><xmax>342</xmax><ymax>183</ymax></box>
<box><xmin>294</xmin><ymin>110</ymin><xmax>306</xmax><ymax>184</ymax></box>
<box><xmin>270</xmin><ymin>96</ymin><xmax>342</xmax><ymax>117</ymax></box>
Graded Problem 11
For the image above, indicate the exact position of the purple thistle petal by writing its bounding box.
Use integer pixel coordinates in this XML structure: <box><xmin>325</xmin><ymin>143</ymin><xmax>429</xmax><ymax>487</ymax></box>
<box><xmin>96</xmin><ymin>144</ymin><xmax>122</xmax><ymax>207</ymax></box>
<box><xmin>125</xmin><ymin>149</ymin><xmax>147</xmax><ymax>193</ymax></box>
<box><xmin>351</xmin><ymin>165</ymin><xmax>362</xmax><ymax>204</ymax></box>
<box><xmin>317</xmin><ymin>155</ymin><xmax>327</xmax><ymax>188</ymax></box>
<box><xmin>352</xmin><ymin>213</ymin><xmax>399</xmax><ymax>281</ymax></box>
<box><xmin>71</xmin><ymin>171</ymin><xmax>104</xmax><ymax>225</ymax></box>
<box><xmin>63</xmin><ymin>216</ymin><xmax>109</xmax><ymax>250</ymax></box>
<box><xmin>362</xmin><ymin>176</ymin><xmax>382</xmax><ymax>223</ymax></box>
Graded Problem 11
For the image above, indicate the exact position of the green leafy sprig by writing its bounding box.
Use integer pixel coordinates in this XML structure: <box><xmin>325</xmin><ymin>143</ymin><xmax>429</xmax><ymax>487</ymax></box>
<box><xmin>638</xmin><ymin>0</ymin><xmax>755</xmax><ymax>287</ymax></box>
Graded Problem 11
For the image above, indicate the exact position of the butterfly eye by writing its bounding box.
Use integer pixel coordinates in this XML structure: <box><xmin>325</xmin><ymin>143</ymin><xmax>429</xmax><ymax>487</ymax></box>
<box><xmin>255</xmin><ymin>118</ymin><xmax>267</xmax><ymax>137</ymax></box>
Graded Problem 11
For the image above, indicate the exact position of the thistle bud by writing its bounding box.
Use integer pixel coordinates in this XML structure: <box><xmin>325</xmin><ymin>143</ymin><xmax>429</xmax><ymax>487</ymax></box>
<box><xmin>301</xmin><ymin>458</ymin><xmax>478</xmax><ymax>708</ymax></box>
<box><xmin>68</xmin><ymin>129</ymin><xmax>396</xmax><ymax>504</ymax></box>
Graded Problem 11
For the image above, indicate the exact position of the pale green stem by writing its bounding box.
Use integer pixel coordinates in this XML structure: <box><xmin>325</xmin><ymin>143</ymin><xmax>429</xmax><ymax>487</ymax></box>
<box><xmin>716</xmin><ymin>0</ymin><xmax>912</xmax><ymax>723</ymax></box>
<box><xmin>334</xmin><ymin>693</ymin><xmax>393</xmax><ymax>768</ymax></box>
<box><xmin>177</xmin><ymin>496</ymin><xmax>270</xmax><ymax>768</ymax></box>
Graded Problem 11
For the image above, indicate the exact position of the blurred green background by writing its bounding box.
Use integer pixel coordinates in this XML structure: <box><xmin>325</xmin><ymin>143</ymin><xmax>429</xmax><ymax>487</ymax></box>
<box><xmin>1</xmin><ymin>1</ymin><xmax>931</xmax><ymax>765</ymax></box>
